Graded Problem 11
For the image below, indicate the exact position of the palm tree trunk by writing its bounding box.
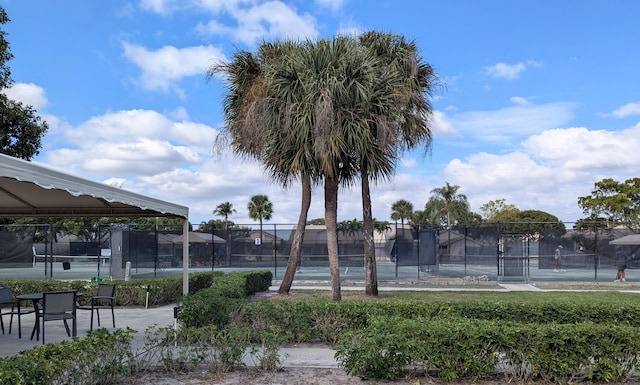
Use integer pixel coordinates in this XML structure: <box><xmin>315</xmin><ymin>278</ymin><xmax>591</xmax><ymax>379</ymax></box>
<box><xmin>278</xmin><ymin>175</ymin><xmax>311</xmax><ymax>294</ymax></box>
<box><xmin>225</xmin><ymin>219</ymin><xmax>230</xmax><ymax>265</ymax></box>
<box><xmin>361</xmin><ymin>176</ymin><xmax>378</xmax><ymax>296</ymax></box>
<box><xmin>258</xmin><ymin>218</ymin><xmax>263</xmax><ymax>261</ymax></box>
<box><xmin>325</xmin><ymin>176</ymin><xmax>341</xmax><ymax>301</ymax></box>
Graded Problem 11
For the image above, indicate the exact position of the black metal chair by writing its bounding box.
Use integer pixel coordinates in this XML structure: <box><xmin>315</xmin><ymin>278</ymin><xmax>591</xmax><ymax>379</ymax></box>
<box><xmin>0</xmin><ymin>287</ymin><xmax>34</xmax><ymax>339</ymax></box>
<box><xmin>39</xmin><ymin>291</ymin><xmax>77</xmax><ymax>344</ymax></box>
<box><xmin>77</xmin><ymin>284</ymin><xmax>116</xmax><ymax>331</ymax></box>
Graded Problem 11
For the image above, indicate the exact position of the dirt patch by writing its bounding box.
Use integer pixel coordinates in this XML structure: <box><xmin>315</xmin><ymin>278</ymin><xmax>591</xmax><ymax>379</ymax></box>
<box><xmin>123</xmin><ymin>368</ymin><xmax>640</xmax><ymax>385</ymax></box>
<box><xmin>124</xmin><ymin>367</ymin><xmax>473</xmax><ymax>385</ymax></box>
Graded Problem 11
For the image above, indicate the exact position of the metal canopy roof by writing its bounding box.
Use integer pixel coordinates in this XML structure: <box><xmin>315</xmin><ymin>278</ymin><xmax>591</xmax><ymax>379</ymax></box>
<box><xmin>0</xmin><ymin>153</ymin><xmax>191</xmax><ymax>295</ymax></box>
<box><xmin>0</xmin><ymin>153</ymin><xmax>188</xmax><ymax>219</ymax></box>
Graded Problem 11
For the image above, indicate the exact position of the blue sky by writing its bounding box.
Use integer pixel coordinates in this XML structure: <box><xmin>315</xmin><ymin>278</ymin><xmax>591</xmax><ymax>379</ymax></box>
<box><xmin>2</xmin><ymin>0</ymin><xmax>640</xmax><ymax>226</ymax></box>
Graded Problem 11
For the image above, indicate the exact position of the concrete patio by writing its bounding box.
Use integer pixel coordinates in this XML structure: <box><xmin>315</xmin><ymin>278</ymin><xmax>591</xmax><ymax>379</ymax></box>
<box><xmin>0</xmin><ymin>303</ymin><xmax>177</xmax><ymax>357</ymax></box>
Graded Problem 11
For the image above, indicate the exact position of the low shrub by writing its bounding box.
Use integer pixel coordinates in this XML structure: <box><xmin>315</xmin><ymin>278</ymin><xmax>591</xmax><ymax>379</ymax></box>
<box><xmin>0</xmin><ymin>328</ymin><xmax>135</xmax><ymax>385</ymax></box>
<box><xmin>335</xmin><ymin>316</ymin><xmax>640</xmax><ymax>382</ymax></box>
<box><xmin>1</xmin><ymin>271</ymin><xmax>222</xmax><ymax>307</ymax></box>
<box><xmin>178</xmin><ymin>270</ymin><xmax>272</xmax><ymax>328</ymax></box>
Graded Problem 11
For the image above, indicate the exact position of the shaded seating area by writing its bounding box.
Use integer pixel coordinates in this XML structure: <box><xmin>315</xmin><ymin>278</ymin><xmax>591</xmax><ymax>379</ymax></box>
<box><xmin>77</xmin><ymin>283</ymin><xmax>116</xmax><ymax>331</ymax></box>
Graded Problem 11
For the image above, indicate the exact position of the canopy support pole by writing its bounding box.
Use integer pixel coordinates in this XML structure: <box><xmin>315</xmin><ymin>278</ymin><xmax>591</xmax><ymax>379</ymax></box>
<box><xmin>182</xmin><ymin>219</ymin><xmax>189</xmax><ymax>295</ymax></box>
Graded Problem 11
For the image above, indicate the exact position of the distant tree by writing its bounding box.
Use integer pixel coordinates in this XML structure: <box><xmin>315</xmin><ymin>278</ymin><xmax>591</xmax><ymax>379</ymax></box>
<box><xmin>213</xmin><ymin>202</ymin><xmax>236</xmax><ymax>226</ymax></box>
<box><xmin>390</xmin><ymin>199</ymin><xmax>414</xmax><ymax>227</ymax></box>
<box><xmin>480</xmin><ymin>199</ymin><xmax>519</xmax><ymax>222</ymax></box>
<box><xmin>338</xmin><ymin>218</ymin><xmax>363</xmax><ymax>240</ymax></box>
<box><xmin>373</xmin><ymin>219</ymin><xmax>392</xmax><ymax>233</ymax></box>
<box><xmin>578</xmin><ymin>178</ymin><xmax>640</xmax><ymax>228</ymax></box>
<box><xmin>498</xmin><ymin>209</ymin><xmax>565</xmax><ymax>234</ymax></box>
<box><xmin>424</xmin><ymin>182</ymin><xmax>470</xmax><ymax>228</ymax></box>
<box><xmin>214</xmin><ymin>202</ymin><xmax>236</xmax><ymax>260</ymax></box>
<box><xmin>247</xmin><ymin>194</ymin><xmax>273</xmax><ymax>243</ymax></box>
<box><xmin>466</xmin><ymin>211</ymin><xmax>483</xmax><ymax>225</ymax></box>
<box><xmin>0</xmin><ymin>7</ymin><xmax>48</xmax><ymax>160</ymax></box>
<box><xmin>573</xmin><ymin>217</ymin><xmax>609</xmax><ymax>230</ymax></box>
<box><xmin>410</xmin><ymin>209</ymin><xmax>428</xmax><ymax>226</ymax></box>
<box><xmin>13</xmin><ymin>216</ymin><xmax>189</xmax><ymax>243</ymax></box>
<box><xmin>307</xmin><ymin>218</ymin><xmax>325</xmax><ymax>225</ymax></box>
<box><xmin>198</xmin><ymin>219</ymin><xmax>229</xmax><ymax>232</ymax></box>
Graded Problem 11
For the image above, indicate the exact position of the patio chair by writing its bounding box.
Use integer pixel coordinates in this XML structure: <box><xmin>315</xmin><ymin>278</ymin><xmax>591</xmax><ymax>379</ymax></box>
<box><xmin>77</xmin><ymin>283</ymin><xmax>116</xmax><ymax>331</ymax></box>
<box><xmin>0</xmin><ymin>287</ymin><xmax>34</xmax><ymax>339</ymax></box>
<box><xmin>40</xmin><ymin>291</ymin><xmax>77</xmax><ymax>344</ymax></box>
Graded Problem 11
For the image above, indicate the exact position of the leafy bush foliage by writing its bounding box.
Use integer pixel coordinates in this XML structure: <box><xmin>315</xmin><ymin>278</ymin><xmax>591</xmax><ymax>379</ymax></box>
<box><xmin>0</xmin><ymin>270</ymin><xmax>223</xmax><ymax>307</ymax></box>
<box><xmin>0</xmin><ymin>328</ymin><xmax>135</xmax><ymax>385</ymax></box>
<box><xmin>178</xmin><ymin>270</ymin><xmax>272</xmax><ymax>328</ymax></box>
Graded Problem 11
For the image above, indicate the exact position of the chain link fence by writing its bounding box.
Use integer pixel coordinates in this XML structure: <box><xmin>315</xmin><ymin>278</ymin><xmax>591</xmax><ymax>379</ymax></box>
<box><xmin>0</xmin><ymin>222</ymin><xmax>638</xmax><ymax>283</ymax></box>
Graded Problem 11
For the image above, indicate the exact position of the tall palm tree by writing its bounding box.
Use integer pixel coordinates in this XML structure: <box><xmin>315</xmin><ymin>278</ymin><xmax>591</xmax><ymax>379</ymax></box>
<box><xmin>209</xmin><ymin>32</ymin><xmax>438</xmax><ymax>300</ymax></box>
<box><xmin>428</xmin><ymin>182</ymin><xmax>469</xmax><ymax>228</ymax></box>
<box><xmin>355</xmin><ymin>31</ymin><xmax>439</xmax><ymax>296</ymax></box>
<box><xmin>209</xmin><ymin>41</ymin><xmax>320</xmax><ymax>296</ymax></box>
<box><xmin>247</xmin><ymin>194</ymin><xmax>273</xmax><ymax>243</ymax></box>
<box><xmin>391</xmin><ymin>199</ymin><xmax>414</xmax><ymax>227</ymax></box>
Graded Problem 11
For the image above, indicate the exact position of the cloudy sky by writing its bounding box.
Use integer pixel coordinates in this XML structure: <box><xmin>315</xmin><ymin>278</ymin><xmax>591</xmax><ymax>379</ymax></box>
<box><xmin>2</xmin><ymin>0</ymin><xmax>639</xmax><ymax>226</ymax></box>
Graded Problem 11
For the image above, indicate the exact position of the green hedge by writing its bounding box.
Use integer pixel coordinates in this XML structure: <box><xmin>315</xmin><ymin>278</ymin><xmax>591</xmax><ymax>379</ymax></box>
<box><xmin>178</xmin><ymin>270</ymin><xmax>272</xmax><ymax>328</ymax></box>
<box><xmin>335</xmin><ymin>316</ymin><xmax>640</xmax><ymax>382</ymax></box>
<box><xmin>229</xmin><ymin>297</ymin><xmax>640</xmax><ymax>381</ymax></box>
<box><xmin>0</xmin><ymin>328</ymin><xmax>135</xmax><ymax>385</ymax></box>
<box><xmin>234</xmin><ymin>298</ymin><xmax>640</xmax><ymax>344</ymax></box>
<box><xmin>0</xmin><ymin>271</ymin><xmax>223</xmax><ymax>307</ymax></box>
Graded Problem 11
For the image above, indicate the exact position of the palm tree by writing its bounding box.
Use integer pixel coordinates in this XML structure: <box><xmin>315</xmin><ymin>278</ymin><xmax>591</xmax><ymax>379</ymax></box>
<box><xmin>391</xmin><ymin>199</ymin><xmax>415</xmax><ymax>258</ymax></box>
<box><xmin>214</xmin><ymin>202</ymin><xmax>236</xmax><ymax>262</ymax></box>
<box><xmin>209</xmin><ymin>41</ymin><xmax>320</xmax><ymax>296</ymax></box>
<box><xmin>391</xmin><ymin>199</ymin><xmax>414</xmax><ymax>227</ymax></box>
<box><xmin>355</xmin><ymin>31</ymin><xmax>438</xmax><ymax>296</ymax></box>
<box><xmin>214</xmin><ymin>202</ymin><xmax>236</xmax><ymax>225</ymax></box>
<box><xmin>247</xmin><ymin>194</ymin><xmax>273</xmax><ymax>243</ymax></box>
<box><xmin>209</xmin><ymin>32</ymin><xmax>438</xmax><ymax>300</ymax></box>
<box><xmin>428</xmin><ymin>182</ymin><xmax>469</xmax><ymax>228</ymax></box>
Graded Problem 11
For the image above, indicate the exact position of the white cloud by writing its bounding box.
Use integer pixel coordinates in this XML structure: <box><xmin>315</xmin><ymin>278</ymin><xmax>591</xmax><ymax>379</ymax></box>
<box><xmin>122</xmin><ymin>43</ymin><xmax>225</xmax><ymax>94</ymax></box>
<box><xmin>431</xmin><ymin>110</ymin><xmax>458</xmax><ymax>137</ymax></box>
<box><xmin>401</xmin><ymin>158</ymin><xmax>417</xmax><ymax>168</ymax></box>
<box><xmin>611</xmin><ymin>102</ymin><xmax>640</xmax><ymax>118</ymax></box>
<box><xmin>523</xmin><ymin>124</ymin><xmax>640</xmax><ymax>171</ymax></box>
<box><xmin>485</xmin><ymin>60</ymin><xmax>543</xmax><ymax>80</ymax></box>
<box><xmin>195</xmin><ymin>1</ymin><xmax>319</xmax><ymax>45</ymax></box>
<box><xmin>315</xmin><ymin>0</ymin><xmax>346</xmax><ymax>11</ymax></box>
<box><xmin>450</xmin><ymin>102</ymin><xmax>577</xmax><ymax>143</ymax></box>
<box><xmin>139</xmin><ymin>0</ymin><xmax>181</xmax><ymax>15</ymax></box>
<box><xmin>510</xmin><ymin>96</ymin><xmax>531</xmax><ymax>106</ymax></box>
<box><xmin>43</xmin><ymin>109</ymin><xmax>217</xmax><ymax>177</ymax></box>
<box><xmin>441</xmin><ymin>123</ymin><xmax>640</xmax><ymax>222</ymax></box>
<box><xmin>444</xmin><ymin>151</ymin><xmax>581</xmax><ymax>222</ymax></box>
<box><xmin>3</xmin><ymin>83</ymin><xmax>49</xmax><ymax>110</ymax></box>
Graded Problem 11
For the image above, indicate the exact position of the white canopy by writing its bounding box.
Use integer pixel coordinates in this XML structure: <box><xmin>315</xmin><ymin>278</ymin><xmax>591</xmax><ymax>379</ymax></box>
<box><xmin>0</xmin><ymin>153</ymin><xmax>191</xmax><ymax>294</ymax></box>
<box><xmin>0</xmin><ymin>153</ymin><xmax>188</xmax><ymax>218</ymax></box>
<box><xmin>610</xmin><ymin>234</ymin><xmax>640</xmax><ymax>246</ymax></box>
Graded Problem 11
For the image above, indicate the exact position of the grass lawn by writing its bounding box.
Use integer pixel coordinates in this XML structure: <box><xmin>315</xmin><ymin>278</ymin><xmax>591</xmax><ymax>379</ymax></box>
<box><xmin>277</xmin><ymin>288</ymin><xmax>640</xmax><ymax>307</ymax></box>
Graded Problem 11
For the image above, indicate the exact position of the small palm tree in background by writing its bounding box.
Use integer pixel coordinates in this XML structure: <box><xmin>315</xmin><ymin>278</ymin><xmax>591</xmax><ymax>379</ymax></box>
<box><xmin>391</xmin><ymin>199</ymin><xmax>414</xmax><ymax>228</ymax></box>
<box><xmin>428</xmin><ymin>182</ymin><xmax>469</xmax><ymax>228</ymax></box>
<box><xmin>214</xmin><ymin>201</ymin><xmax>236</xmax><ymax>226</ymax></box>
<box><xmin>247</xmin><ymin>194</ymin><xmax>273</xmax><ymax>243</ymax></box>
<box><xmin>214</xmin><ymin>201</ymin><xmax>236</xmax><ymax>262</ymax></box>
